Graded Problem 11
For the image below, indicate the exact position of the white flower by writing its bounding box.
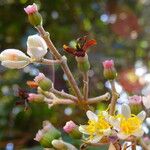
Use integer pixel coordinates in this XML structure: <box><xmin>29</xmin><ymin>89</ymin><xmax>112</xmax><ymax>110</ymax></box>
<box><xmin>110</xmin><ymin>104</ymin><xmax>146</xmax><ymax>140</ymax></box>
<box><xmin>79</xmin><ymin>110</ymin><xmax>111</xmax><ymax>143</ymax></box>
<box><xmin>0</xmin><ymin>49</ymin><xmax>30</xmax><ymax>69</ymax></box>
<box><xmin>27</xmin><ymin>34</ymin><xmax>47</xmax><ymax>60</ymax></box>
<box><xmin>142</xmin><ymin>95</ymin><xmax>150</xmax><ymax>109</ymax></box>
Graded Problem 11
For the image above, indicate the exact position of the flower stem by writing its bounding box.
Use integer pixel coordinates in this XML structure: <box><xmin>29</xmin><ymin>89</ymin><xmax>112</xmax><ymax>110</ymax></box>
<box><xmin>83</xmin><ymin>72</ymin><xmax>89</xmax><ymax>100</ymax></box>
<box><xmin>36</xmin><ymin>25</ymin><xmax>83</xmax><ymax>101</ymax></box>
<box><xmin>109</xmin><ymin>80</ymin><xmax>119</xmax><ymax>115</ymax></box>
<box><xmin>138</xmin><ymin>138</ymin><xmax>150</xmax><ymax>150</ymax></box>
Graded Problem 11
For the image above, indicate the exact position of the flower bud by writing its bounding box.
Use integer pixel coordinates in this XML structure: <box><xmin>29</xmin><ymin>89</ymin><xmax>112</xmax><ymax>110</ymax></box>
<box><xmin>75</xmin><ymin>54</ymin><xmax>90</xmax><ymax>72</ymax></box>
<box><xmin>34</xmin><ymin>121</ymin><xmax>61</xmax><ymax>148</ymax></box>
<box><xmin>28</xmin><ymin>93</ymin><xmax>44</xmax><ymax>102</ymax></box>
<box><xmin>0</xmin><ymin>49</ymin><xmax>30</xmax><ymax>69</ymax></box>
<box><xmin>24</xmin><ymin>3</ymin><xmax>42</xmax><ymax>26</ymax></box>
<box><xmin>27</xmin><ymin>34</ymin><xmax>47</xmax><ymax>60</ymax></box>
<box><xmin>34</xmin><ymin>73</ymin><xmax>52</xmax><ymax>91</ymax></box>
<box><xmin>52</xmin><ymin>139</ymin><xmax>77</xmax><ymax>150</ymax></box>
<box><xmin>102</xmin><ymin>60</ymin><xmax>117</xmax><ymax>80</ymax></box>
<box><xmin>128</xmin><ymin>95</ymin><xmax>142</xmax><ymax>114</ymax></box>
<box><xmin>63</xmin><ymin>121</ymin><xmax>81</xmax><ymax>139</ymax></box>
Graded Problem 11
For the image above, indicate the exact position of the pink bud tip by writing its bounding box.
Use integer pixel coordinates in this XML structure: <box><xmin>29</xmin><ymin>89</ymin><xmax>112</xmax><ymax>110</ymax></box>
<box><xmin>28</xmin><ymin>93</ymin><xmax>38</xmax><ymax>101</ymax></box>
<box><xmin>24</xmin><ymin>3</ymin><xmax>38</xmax><ymax>15</ymax></box>
<box><xmin>102</xmin><ymin>60</ymin><xmax>114</xmax><ymax>69</ymax></box>
<box><xmin>129</xmin><ymin>95</ymin><xmax>142</xmax><ymax>104</ymax></box>
<box><xmin>34</xmin><ymin>73</ymin><xmax>45</xmax><ymax>83</ymax></box>
<box><xmin>63</xmin><ymin>121</ymin><xmax>76</xmax><ymax>133</ymax></box>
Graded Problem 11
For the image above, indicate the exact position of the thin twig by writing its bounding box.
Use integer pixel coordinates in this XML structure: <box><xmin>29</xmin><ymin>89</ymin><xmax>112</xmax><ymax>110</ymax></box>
<box><xmin>36</xmin><ymin>25</ymin><xmax>83</xmax><ymax>101</ymax></box>
<box><xmin>36</xmin><ymin>58</ymin><xmax>61</xmax><ymax>65</ymax></box>
<box><xmin>50</xmin><ymin>88</ymin><xmax>77</xmax><ymax>101</ymax></box>
<box><xmin>88</xmin><ymin>92</ymin><xmax>110</xmax><ymax>104</ymax></box>
<box><xmin>83</xmin><ymin>72</ymin><xmax>89</xmax><ymax>100</ymax></box>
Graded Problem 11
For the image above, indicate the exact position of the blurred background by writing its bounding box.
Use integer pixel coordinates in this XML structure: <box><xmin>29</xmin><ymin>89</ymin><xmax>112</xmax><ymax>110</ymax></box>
<box><xmin>0</xmin><ymin>0</ymin><xmax>150</xmax><ymax>149</ymax></box>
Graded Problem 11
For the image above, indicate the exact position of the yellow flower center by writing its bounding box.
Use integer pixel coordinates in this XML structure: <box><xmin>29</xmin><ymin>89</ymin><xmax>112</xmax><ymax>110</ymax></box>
<box><xmin>120</xmin><ymin>115</ymin><xmax>141</xmax><ymax>134</ymax></box>
<box><xmin>86</xmin><ymin>113</ymin><xmax>111</xmax><ymax>139</ymax></box>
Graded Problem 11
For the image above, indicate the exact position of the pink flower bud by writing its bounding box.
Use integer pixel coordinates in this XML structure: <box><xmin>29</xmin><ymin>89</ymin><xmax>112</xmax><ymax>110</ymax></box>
<box><xmin>24</xmin><ymin>3</ymin><xmax>38</xmax><ymax>15</ymax></box>
<box><xmin>128</xmin><ymin>95</ymin><xmax>142</xmax><ymax>105</ymax></box>
<box><xmin>63</xmin><ymin>121</ymin><xmax>77</xmax><ymax>133</ymax></box>
<box><xmin>28</xmin><ymin>93</ymin><xmax>44</xmax><ymax>102</ymax></box>
<box><xmin>102</xmin><ymin>60</ymin><xmax>117</xmax><ymax>80</ymax></box>
<box><xmin>102</xmin><ymin>60</ymin><xmax>114</xmax><ymax>69</ymax></box>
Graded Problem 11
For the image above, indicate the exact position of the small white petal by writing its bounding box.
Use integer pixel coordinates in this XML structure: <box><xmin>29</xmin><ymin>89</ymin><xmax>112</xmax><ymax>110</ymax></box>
<box><xmin>109</xmin><ymin>117</ymin><xmax>120</xmax><ymax>131</ymax></box>
<box><xmin>27</xmin><ymin>47</ymin><xmax>47</xmax><ymax>60</ymax></box>
<box><xmin>2</xmin><ymin>60</ymin><xmax>29</xmax><ymax>69</ymax></box>
<box><xmin>142</xmin><ymin>96</ymin><xmax>150</xmax><ymax>109</ymax></box>
<box><xmin>133</xmin><ymin>129</ymin><xmax>144</xmax><ymax>137</ymax></box>
<box><xmin>86</xmin><ymin>110</ymin><xmax>98</xmax><ymax>121</ymax></box>
<box><xmin>117</xmin><ymin>133</ymin><xmax>129</xmax><ymax>139</ymax></box>
<box><xmin>121</xmin><ymin>104</ymin><xmax>131</xmax><ymax>119</ymax></box>
<box><xmin>89</xmin><ymin>135</ymin><xmax>102</xmax><ymax>143</ymax></box>
<box><xmin>137</xmin><ymin>111</ymin><xmax>146</xmax><ymax>122</ymax></box>
<box><xmin>104</xmin><ymin>128</ymin><xmax>111</xmax><ymax>136</ymax></box>
<box><xmin>79</xmin><ymin>125</ymin><xmax>89</xmax><ymax>134</ymax></box>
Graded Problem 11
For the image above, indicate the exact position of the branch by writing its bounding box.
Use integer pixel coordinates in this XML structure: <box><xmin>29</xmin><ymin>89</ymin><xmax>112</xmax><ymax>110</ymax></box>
<box><xmin>36</xmin><ymin>25</ymin><xmax>83</xmax><ymax>101</ymax></box>
<box><xmin>36</xmin><ymin>58</ymin><xmax>61</xmax><ymax>65</ymax></box>
<box><xmin>50</xmin><ymin>88</ymin><xmax>77</xmax><ymax>101</ymax></box>
<box><xmin>87</xmin><ymin>92</ymin><xmax>110</xmax><ymax>104</ymax></box>
<box><xmin>83</xmin><ymin>72</ymin><xmax>89</xmax><ymax>100</ymax></box>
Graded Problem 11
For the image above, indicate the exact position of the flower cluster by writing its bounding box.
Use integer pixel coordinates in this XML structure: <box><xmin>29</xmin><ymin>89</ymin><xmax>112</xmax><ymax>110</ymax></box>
<box><xmin>79</xmin><ymin>104</ymin><xmax>146</xmax><ymax>143</ymax></box>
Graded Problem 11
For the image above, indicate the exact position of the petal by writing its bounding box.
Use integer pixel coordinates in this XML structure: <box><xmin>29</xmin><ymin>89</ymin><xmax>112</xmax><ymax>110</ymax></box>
<box><xmin>109</xmin><ymin>117</ymin><xmax>120</xmax><ymax>131</ymax></box>
<box><xmin>137</xmin><ymin>111</ymin><xmax>146</xmax><ymax>122</ymax></box>
<box><xmin>117</xmin><ymin>133</ymin><xmax>129</xmax><ymax>140</ymax></box>
<box><xmin>86</xmin><ymin>110</ymin><xmax>98</xmax><ymax>121</ymax></box>
<box><xmin>121</xmin><ymin>104</ymin><xmax>131</xmax><ymax>119</ymax></box>
<box><xmin>27</xmin><ymin>47</ymin><xmax>47</xmax><ymax>59</ymax></box>
<box><xmin>104</xmin><ymin>128</ymin><xmax>111</xmax><ymax>136</ymax></box>
<box><xmin>142</xmin><ymin>96</ymin><xmax>150</xmax><ymax>109</ymax></box>
<box><xmin>89</xmin><ymin>135</ymin><xmax>102</xmax><ymax>143</ymax></box>
<box><xmin>133</xmin><ymin>129</ymin><xmax>144</xmax><ymax>137</ymax></box>
<box><xmin>27</xmin><ymin>34</ymin><xmax>47</xmax><ymax>50</ymax></box>
<box><xmin>82</xmin><ymin>39</ymin><xmax>97</xmax><ymax>51</ymax></box>
<box><xmin>2</xmin><ymin>61</ymin><xmax>29</xmax><ymax>69</ymax></box>
<box><xmin>78</xmin><ymin>125</ymin><xmax>89</xmax><ymax>134</ymax></box>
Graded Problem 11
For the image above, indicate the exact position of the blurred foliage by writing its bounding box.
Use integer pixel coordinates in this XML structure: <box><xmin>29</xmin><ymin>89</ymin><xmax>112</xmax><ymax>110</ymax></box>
<box><xmin>0</xmin><ymin>0</ymin><xmax>150</xmax><ymax>149</ymax></box>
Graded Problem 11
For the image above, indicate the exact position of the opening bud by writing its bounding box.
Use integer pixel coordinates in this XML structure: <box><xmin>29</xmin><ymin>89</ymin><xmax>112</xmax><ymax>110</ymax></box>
<box><xmin>102</xmin><ymin>60</ymin><xmax>117</xmax><ymax>80</ymax></box>
<box><xmin>24</xmin><ymin>3</ymin><xmax>42</xmax><ymax>26</ymax></box>
<box><xmin>34</xmin><ymin>73</ymin><xmax>52</xmax><ymax>91</ymax></box>
<box><xmin>63</xmin><ymin>121</ymin><xmax>81</xmax><ymax>139</ymax></box>
<box><xmin>34</xmin><ymin>121</ymin><xmax>61</xmax><ymax>148</ymax></box>
<box><xmin>28</xmin><ymin>93</ymin><xmax>44</xmax><ymax>102</ymax></box>
<box><xmin>0</xmin><ymin>49</ymin><xmax>30</xmax><ymax>69</ymax></box>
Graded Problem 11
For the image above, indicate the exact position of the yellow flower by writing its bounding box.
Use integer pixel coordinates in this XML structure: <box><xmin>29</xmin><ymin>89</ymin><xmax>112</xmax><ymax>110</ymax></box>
<box><xmin>110</xmin><ymin>104</ymin><xmax>146</xmax><ymax>139</ymax></box>
<box><xmin>79</xmin><ymin>110</ymin><xmax>111</xmax><ymax>143</ymax></box>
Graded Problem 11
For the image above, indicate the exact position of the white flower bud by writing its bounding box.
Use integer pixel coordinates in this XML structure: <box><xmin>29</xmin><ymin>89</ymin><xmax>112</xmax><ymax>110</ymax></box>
<box><xmin>27</xmin><ymin>34</ymin><xmax>47</xmax><ymax>60</ymax></box>
<box><xmin>0</xmin><ymin>49</ymin><xmax>30</xmax><ymax>69</ymax></box>
<box><xmin>142</xmin><ymin>96</ymin><xmax>150</xmax><ymax>109</ymax></box>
